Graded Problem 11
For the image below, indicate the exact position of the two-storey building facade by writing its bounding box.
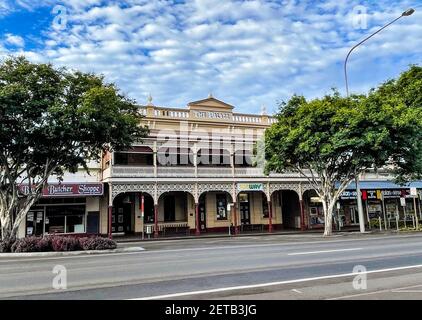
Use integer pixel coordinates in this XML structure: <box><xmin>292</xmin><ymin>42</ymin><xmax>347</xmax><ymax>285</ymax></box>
<box><xmin>17</xmin><ymin>96</ymin><xmax>422</xmax><ymax>238</ymax></box>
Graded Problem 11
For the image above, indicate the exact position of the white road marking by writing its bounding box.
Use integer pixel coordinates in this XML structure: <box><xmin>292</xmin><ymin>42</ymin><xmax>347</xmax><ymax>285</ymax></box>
<box><xmin>288</xmin><ymin>248</ymin><xmax>363</xmax><ymax>256</ymax></box>
<box><xmin>390</xmin><ymin>284</ymin><xmax>422</xmax><ymax>294</ymax></box>
<box><xmin>130</xmin><ymin>263</ymin><xmax>422</xmax><ymax>300</ymax></box>
<box><xmin>291</xmin><ymin>289</ymin><xmax>302</xmax><ymax>294</ymax></box>
<box><xmin>329</xmin><ymin>284</ymin><xmax>422</xmax><ymax>300</ymax></box>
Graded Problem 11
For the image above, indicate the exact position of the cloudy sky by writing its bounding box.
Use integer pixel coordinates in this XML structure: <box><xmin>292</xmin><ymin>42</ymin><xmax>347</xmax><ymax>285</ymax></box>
<box><xmin>0</xmin><ymin>0</ymin><xmax>421</xmax><ymax>114</ymax></box>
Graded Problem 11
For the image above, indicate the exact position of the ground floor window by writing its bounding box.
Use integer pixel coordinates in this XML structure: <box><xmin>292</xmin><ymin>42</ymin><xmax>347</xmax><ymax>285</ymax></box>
<box><xmin>26</xmin><ymin>203</ymin><xmax>86</xmax><ymax>236</ymax></box>
<box><xmin>45</xmin><ymin>205</ymin><xmax>86</xmax><ymax>234</ymax></box>
<box><xmin>309</xmin><ymin>201</ymin><xmax>324</xmax><ymax>225</ymax></box>
<box><xmin>367</xmin><ymin>201</ymin><xmax>382</xmax><ymax>219</ymax></box>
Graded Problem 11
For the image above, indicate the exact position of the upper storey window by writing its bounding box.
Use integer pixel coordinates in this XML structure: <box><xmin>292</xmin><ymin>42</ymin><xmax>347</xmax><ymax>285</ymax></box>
<box><xmin>234</xmin><ymin>150</ymin><xmax>254</xmax><ymax>167</ymax></box>
<box><xmin>197</xmin><ymin>149</ymin><xmax>231</xmax><ymax>167</ymax></box>
<box><xmin>157</xmin><ymin>147</ymin><xmax>194</xmax><ymax>166</ymax></box>
<box><xmin>114</xmin><ymin>146</ymin><xmax>153</xmax><ymax>166</ymax></box>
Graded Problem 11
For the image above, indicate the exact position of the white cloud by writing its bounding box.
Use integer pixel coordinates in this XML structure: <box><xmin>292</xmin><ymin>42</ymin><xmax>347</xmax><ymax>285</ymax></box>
<box><xmin>4</xmin><ymin>33</ymin><xmax>25</xmax><ymax>47</ymax></box>
<box><xmin>1</xmin><ymin>0</ymin><xmax>421</xmax><ymax>114</ymax></box>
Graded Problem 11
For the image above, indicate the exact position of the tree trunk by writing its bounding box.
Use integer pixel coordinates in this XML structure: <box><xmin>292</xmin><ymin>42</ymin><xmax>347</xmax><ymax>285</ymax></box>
<box><xmin>1</xmin><ymin>223</ymin><xmax>12</xmax><ymax>241</ymax></box>
<box><xmin>322</xmin><ymin>197</ymin><xmax>335</xmax><ymax>236</ymax></box>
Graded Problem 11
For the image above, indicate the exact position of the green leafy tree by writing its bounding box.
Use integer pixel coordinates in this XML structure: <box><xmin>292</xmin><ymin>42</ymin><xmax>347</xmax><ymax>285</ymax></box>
<box><xmin>0</xmin><ymin>56</ymin><xmax>149</xmax><ymax>240</ymax></box>
<box><xmin>265</xmin><ymin>67</ymin><xmax>422</xmax><ymax>236</ymax></box>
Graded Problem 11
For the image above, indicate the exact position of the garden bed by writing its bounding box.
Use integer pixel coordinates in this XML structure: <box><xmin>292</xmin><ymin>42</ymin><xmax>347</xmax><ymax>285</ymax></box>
<box><xmin>0</xmin><ymin>235</ymin><xmax>117</xmax><ymax>253</ymax></box>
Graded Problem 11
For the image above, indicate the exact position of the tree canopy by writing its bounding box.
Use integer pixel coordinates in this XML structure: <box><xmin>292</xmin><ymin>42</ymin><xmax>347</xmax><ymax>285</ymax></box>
<box><xmin>265</xmin><ymin>66</ymin><xmax>422</xmax><ymax>235</ymax></box>
<box><xmin>0</xmin><ymin>56</ymin><xmax>149</xmax><ymax>239</ymax></box>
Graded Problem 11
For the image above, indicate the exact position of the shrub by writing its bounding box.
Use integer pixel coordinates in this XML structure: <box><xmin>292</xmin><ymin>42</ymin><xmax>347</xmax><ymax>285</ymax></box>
<box><xmin>0</xmin><ymin>236</ymin><xmax>16</xmax><ymax>253</ymax></box>
<box><xmin>51</xmin><ymin>236</ymin><xmax>81</xmax><ymax>251</ymax></box>
<box><xmin>37</xmin><ymin>236</ymin><xmax>53</xmax><ymax>252</ymax></box>
<box><xmin>11</xmin><ymin>236</ymin><xmax>41</xmax><ymax>253</ymax></box>
<box><xmin>79</xmin><ymin>237</ymin><xmax>117</xmax><ymax>250</ymax></box>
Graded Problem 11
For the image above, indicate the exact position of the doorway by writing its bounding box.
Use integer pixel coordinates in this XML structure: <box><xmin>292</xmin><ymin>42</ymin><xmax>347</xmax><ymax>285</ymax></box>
<box><xmin>350</xmin><ymin>206</ymin><xmax>359</xmax><ymax>225</ymax></box>
<box><xmin>199</xmin><ymin>194</ymin><xmax>207</xmax><ymax>231</ymax></box>
<box><xmin>239</xmin><ymin>193</ymin><xmax>251</xmax><ymax>225</ymax></box>
<box><xmin>164</xmin><ymin>195</ymin><xmax>176</xmax><ymax>221</ymax></box>
<box><xmin>26</xmin><ymin>209</ymin><xmax>44</xmax><ymax>236</ymax></box>
<box><xmin>112</xmin><ymin>194</ymin><xmax>134</xmax><ymax>234</ymax></box>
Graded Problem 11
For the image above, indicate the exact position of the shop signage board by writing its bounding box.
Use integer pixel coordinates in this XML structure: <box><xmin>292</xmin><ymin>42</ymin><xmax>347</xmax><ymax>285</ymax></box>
<box><xmin>19</xmin><ymin>183</ymin><xmax>103</xmax><ymax>197</ymax></box>
<box><xmin>400</xmin><ymin>197</ymin><xmax>406</xmax><ymax>207</ymax></box>
<box><xmin>194</xmin><ymin>110</ymin><xmax>232</xmax><ymax>120</ymax></box>
<box><xmin>410</xmin><ymin>187</ymin><xmax>418</xmax><ymax>197</ymax></box>
<box><xmin>340</xmin><ymin>189</ymin><xmax>413</xmax><ymax>200</ymax></box>
<box><xmin>237</xmin><ymin>183</ymin><xmax>264</xmax><ymax>192</ymax></box>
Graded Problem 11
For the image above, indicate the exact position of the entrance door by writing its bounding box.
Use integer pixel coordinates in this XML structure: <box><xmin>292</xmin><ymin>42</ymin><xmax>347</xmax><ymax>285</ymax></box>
<box><xmin>199</xmin><ymin>195</ymin><xmax>207</xmax><ymax>231</ymax></box>
<box><xmin>112</xmin><ymin>202</ymin><xmax>132</xmax><ymax>234</ymax></box>
<box><xmin>350</xmin><ymin>206</ymin><xmax>359</xmax><ymax>225</ymax></box>
<box><xmin>239</xmin><ymin>194</ymin><xmax>251</xmax><ymax>225</ymax></box>
<box><xmin>164</xmin><ymin>195</ymin><xmax>176</xmax><ymax>221</ymax></box>
<box><xmin>26</xmin><ymin>209</ymin><xmax>44</xmax><ymax>236</ymax></box>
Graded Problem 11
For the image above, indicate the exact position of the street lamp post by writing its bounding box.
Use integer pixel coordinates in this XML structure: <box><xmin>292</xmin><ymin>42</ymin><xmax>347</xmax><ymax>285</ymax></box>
<box><xmin>344</xmin><ymin>8</ymin><xmax>415</xmax><ymax>233</ymax></box>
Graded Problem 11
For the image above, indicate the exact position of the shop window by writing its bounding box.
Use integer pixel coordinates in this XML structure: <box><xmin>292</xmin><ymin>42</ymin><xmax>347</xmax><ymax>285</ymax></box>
<box><xmin>309</xmin><ymin>201</ymin><xmax>324</xmax><ymax>225</ymax></box>
<box><xmin>367</xmin><ymin>202</ymin><xmax>382</xmax><ymax>219</ymax></box>
<box><xmin>216</xmin><ymin>194</ymin><xmax>228</xmax><ymax>220</ymax></box>
<box><xmin>45</xmin><ymin>205</ymin><xmax>85</xmax><ymax>234</ymax></box>
<box><xmin>66</xmin><ymin>215</ymin><xmax>85</xmax><ymax>233</ymax></box>
<box><xmin>238</xmin><ymin>193</ymin><xmax>249</xmax><ymax>203</ymax></box>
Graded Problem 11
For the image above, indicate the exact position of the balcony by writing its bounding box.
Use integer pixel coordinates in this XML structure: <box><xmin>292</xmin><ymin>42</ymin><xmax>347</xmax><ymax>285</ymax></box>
<box><xmin>158</xmin><ymin>166</ymin><xmax>195</xmax><ymax>177</ymax></box>
<box><xmin>108</xmin><ymin>166</ymin><xmax>155</xmax><ymax>178</ymax></box>
<box><xmin>197</xmin><ymin>167</ymin><xmax>233</xmax><ymax>177</ymax></box>
<box><xmin>102</xmin><ymin>163</ymin><xmax>310</xmax><ymax>181</ymax></box>
<box><xmin>234</xmin><ymin>167</ymin><xmax>263</xmax><ymax>177</ymax></box>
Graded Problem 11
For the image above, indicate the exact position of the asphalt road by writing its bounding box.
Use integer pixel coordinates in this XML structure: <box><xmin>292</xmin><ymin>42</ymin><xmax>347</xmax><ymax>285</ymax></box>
<box><xmin>2</xmin><ymin>232</ymin><xmax>422</xmax><ymax>300</ymax></box>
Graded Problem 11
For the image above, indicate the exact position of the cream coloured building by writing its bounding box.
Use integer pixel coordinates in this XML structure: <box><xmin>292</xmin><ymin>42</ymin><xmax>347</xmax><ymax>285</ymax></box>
<box><xmin>101</xmin><ymin>95</ymin><xmax>312</xmax><ymax>237</ymax></box>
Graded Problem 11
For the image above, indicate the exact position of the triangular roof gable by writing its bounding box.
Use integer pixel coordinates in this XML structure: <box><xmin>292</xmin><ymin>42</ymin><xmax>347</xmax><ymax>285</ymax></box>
<box><xmin>188</xmin><ymin>97</ymin><xmax>234</xmax><ymax>110</ymax></box>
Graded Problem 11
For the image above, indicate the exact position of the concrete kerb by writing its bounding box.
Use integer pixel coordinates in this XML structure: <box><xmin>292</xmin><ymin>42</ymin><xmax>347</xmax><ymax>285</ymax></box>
<box><xmin>0</xmin><ymin>246</ymin><xmax>145</xmax><ymax>258</ymax></box>
<box><xmin>114</xmin><ymin>228</ymin><xmax>373</xmax><ymax>244</ymax></box>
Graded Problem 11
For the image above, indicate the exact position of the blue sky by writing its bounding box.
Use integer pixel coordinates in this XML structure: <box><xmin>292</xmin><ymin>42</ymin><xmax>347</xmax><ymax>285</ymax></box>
<box><xmin>0</xmin><ymin>0</ymin><xmax>421</xmax><ymax>114</ymax></box>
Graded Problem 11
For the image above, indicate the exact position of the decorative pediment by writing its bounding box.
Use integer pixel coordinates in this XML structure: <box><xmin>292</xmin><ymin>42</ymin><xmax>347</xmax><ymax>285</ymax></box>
<box><xmin>188</xmin><ymin>96</ymin><xmax>234</xmax><ymax>111</ymax></box>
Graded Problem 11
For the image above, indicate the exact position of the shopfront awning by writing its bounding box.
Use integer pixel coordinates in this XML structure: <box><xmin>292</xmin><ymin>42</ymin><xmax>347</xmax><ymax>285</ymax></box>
<box><xmin>343</xmin><ymin>181</ymin><xmax>422</xmax><ymax>190</ymax></box>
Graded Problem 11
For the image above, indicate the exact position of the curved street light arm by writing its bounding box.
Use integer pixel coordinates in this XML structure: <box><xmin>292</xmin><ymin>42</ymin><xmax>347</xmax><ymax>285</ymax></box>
<box><xmin>344</xmin><ymin>15</ymin><xmax>403</xmax><ymax>97</ymax></box>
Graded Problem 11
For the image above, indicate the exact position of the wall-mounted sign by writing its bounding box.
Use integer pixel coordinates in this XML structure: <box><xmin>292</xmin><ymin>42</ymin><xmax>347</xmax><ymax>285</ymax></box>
<box><xmin>194</xmin><ymin>110</ymin><xmax>232</xmax><ymax>120</ymax></box>
<box><xmin>400</xmin><ymin>197</ymin><xmax>406</xmax><ymax>207</ymax></box>
<box><xmin>237</xmin><ymin>183</ymin><xmax>264</xmax><ymax>192</ymax></box>
<box><xmin>340</xmin><ymin>189</ymin><xmax>413</xmax><ymax>200</ymax></box>
<box><xmin>410</xmin><ymin>187</ymin><xmax>418</xmax><ymax>197</ymax></box>
<box><xmin>19</xmin><ymin>183</ymin><xmax>103</xmax><ymax>197</ymax></box>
